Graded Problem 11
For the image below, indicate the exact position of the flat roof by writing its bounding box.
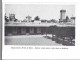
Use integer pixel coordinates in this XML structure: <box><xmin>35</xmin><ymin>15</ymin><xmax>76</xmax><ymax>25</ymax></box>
<box><xmin>5</xmin><ymin>22</ymin><xmax>75</xmax><ymax>27</ymax></box>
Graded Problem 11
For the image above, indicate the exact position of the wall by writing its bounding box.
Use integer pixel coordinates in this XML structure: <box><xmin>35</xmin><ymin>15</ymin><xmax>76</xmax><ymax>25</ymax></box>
<box><xmin>37</xmin><ymin>28</ymin><xmax>41</xmax><ymax>33</ymax></box>
<box><xmin>30</xmin><ymin>27</ymin><xmax>34</xmax><ymax>34</ymax></box>
<box><xmin>21</xmin><ymin>27</ymin><xmax>26</xmax><ymax>35</ymax></box>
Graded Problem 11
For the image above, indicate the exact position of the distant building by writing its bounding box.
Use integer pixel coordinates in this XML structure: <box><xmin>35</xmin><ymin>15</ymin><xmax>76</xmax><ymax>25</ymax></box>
<box><xmin>59</xmin><ymin>10</ymin><xmax>75</xmax><ymax>24</ymax></box>
<box><xmin>71</xmin><ymin>17</ymin><xmax>75</xmax><ymax>20</ymax></box>
<box><xmin>59</xmin><ymin>10</ymin><xmax>66</xmax><ymax>22</ymax></box>
<box><xmin>70</xmin><ymin>17</ymin><xmax>75</xmax><ymax>24</ymax></box>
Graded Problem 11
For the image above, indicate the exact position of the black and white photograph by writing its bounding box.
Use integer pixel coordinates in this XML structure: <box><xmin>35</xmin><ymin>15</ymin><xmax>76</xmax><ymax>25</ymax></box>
<box><xmin>4</xmin><ymin>4</ymin><xmax>75</xmax><ymax>46</ymax></box>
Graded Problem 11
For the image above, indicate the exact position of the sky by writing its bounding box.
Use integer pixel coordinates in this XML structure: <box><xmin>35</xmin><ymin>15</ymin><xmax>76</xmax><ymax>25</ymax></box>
<box><xmin>5</xmin><ymin>4</ymin><xmax>75</xmax><ymax>21</ymax></box>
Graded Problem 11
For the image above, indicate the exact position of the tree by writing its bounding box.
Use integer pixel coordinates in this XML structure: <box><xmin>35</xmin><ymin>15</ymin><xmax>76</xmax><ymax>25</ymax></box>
<box><xmin>5</xmin><ymin>15</ymin><xmax>9</xmax><ymax>22</ymax></box>
<box><xmin>66</xmin><ymin>16</ymin><xmax>69</xmax><ymax>22</ymax></box>
<box><xmin>51</xmin><ymin>19</ymin><xmax>57</xmax><ymax>23</ymax></box>
<box><xmin>34</xmin><ymin>16</ymin><xmax>40</xmax><ymax>20</ymax></box>
<box><xmin>14</xmin><ymin>18</ymin><xmax>18</xmax><ymax>22</ymax></box>
<box><xmin>50</xmin><ymin>25</ymin><xmax>58</xmax><ymax>41</ymax></box>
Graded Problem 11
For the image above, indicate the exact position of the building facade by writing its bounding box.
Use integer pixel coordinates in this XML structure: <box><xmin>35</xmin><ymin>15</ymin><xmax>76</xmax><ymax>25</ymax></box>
<box><xmin>59</xmin><ymin>10</ymin><xmax>66</xmax><ymax>22</ymax></box>
<box><xmin>5</xmin><ymin>10</ymin><xmax>75</xmax><ymax>38</ymax></box>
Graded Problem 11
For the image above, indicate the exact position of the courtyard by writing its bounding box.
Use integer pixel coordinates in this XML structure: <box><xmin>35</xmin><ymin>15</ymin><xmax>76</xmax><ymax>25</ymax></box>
<box><xmin>5</xmin><ymin>34</ymin><xmax>63</xmax><ymax>46</ymax></box>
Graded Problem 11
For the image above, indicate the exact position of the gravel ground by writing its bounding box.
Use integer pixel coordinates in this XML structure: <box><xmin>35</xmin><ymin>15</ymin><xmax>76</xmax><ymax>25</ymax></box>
<box><xmin>5</xmin><ymin>35</ymin><xmax>63</xmax><ymax>46</ymax></box>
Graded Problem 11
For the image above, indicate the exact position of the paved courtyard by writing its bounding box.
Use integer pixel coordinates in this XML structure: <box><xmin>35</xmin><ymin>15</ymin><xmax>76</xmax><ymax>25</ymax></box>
<box><xmin>5</xmin><ymin>35</ymin><xmax>63</xmax><ymax>46</ymax></box>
